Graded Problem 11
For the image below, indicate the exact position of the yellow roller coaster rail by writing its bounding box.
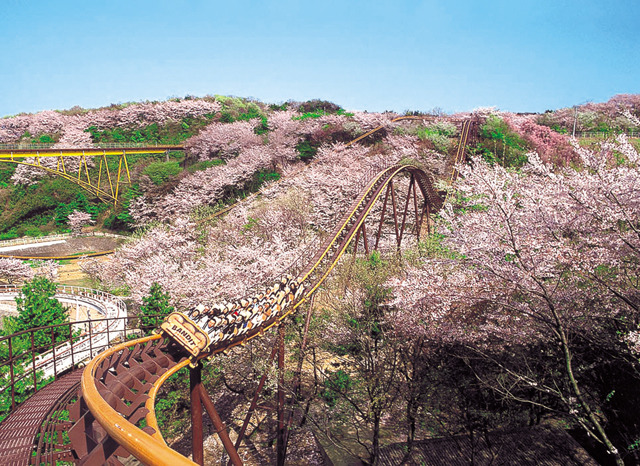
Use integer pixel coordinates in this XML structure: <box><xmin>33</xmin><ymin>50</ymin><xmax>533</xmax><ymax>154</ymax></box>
<box><xmin>0</xmin><ymin>143</ymin><xmax>184</xmax><ymax>204</ymax></box>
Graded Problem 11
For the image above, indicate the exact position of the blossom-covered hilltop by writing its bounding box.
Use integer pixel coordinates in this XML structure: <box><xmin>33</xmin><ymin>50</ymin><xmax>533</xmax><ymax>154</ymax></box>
<box><xmin>2</xmin><ymin>94</ymin><xmax>640</xmax><ymax>464</ymax></box>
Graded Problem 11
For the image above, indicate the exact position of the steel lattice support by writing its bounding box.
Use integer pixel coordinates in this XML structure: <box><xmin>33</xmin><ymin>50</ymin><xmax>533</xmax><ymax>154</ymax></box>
<box><xmin>0</xmin><ymin>146</ymin><xmax>181</xmax><ymax>204</ymax></box>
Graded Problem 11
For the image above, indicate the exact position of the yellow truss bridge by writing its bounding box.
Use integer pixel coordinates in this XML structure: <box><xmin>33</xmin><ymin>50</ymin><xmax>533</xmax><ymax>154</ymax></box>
<box><xmin>0</xmin><ymin>144</ymin><xmax>184</xmax><ymax>204</ymax></box>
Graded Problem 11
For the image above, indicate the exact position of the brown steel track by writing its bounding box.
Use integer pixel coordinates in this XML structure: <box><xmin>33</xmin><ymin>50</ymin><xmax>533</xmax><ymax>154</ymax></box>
<box><xmin>0</xmin><ymin>118</ymin><xmax>476</xmax><ymax>465</ymax></box>
<box><xmin>0</xmin><ymin>370</ymin><xmax>82</xmax><ymax>466</ymax></box>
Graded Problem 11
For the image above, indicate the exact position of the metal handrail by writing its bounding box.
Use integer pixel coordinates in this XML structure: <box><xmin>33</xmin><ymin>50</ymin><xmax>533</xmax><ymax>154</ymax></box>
<box><xmin>0</xmin><ymin>285</ymin><xmax>165</xmax><ymax>417</ymax></box>
<box><xmin>0</xmin><ymin>142</ymin><xmax>185</xmax><ymax>150</ymax></box>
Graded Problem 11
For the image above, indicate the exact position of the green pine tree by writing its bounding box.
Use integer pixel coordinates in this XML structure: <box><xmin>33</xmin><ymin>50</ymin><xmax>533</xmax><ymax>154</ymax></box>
<box><xmin>140</xmin><ymin>282</ymin><xmax>174</xmax><ymax>334</ymax></box>
<box><xmin>4</xmin><ymin>277</ymin><xmax>69</xmax><ymax>349</ymax></box>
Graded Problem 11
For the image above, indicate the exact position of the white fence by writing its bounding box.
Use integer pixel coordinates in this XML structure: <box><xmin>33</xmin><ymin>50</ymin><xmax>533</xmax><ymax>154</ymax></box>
<box><xmin>0</xmin><ymin>232</ymin><xmax>126</xmax><ymax>249</ymax></box>
<box><xmin>0</xmin><ymin>284</ymin><xmax>128</xmax><ymax>380</ymax></box>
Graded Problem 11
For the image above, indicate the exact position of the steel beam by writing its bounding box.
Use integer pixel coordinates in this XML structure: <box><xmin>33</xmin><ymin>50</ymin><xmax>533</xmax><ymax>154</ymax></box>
<box><xmin>190</xmin><ymin>364</ymin><xmax>204</xmax><ymax>465</ymax></box>
<box><xmin>198</xmin><ymin>385</ymin><xmax>243</xmax><ymax>466</ymax></box>
<box><xmin>276</xmin><ymin>324</ymin><xmax>286</xmax><ymax>466</ymax></box>
<box><xmin>375</xmin><ymin>182</ymin><xmax>391</xmax><ymax>250</ymax></box>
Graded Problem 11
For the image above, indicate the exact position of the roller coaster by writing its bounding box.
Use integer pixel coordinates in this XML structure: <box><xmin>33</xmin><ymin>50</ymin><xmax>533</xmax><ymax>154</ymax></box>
<box><xmin>0</xmin><ymin>117</ymin><xmax>477</xmax><ymax>465</ymax></box>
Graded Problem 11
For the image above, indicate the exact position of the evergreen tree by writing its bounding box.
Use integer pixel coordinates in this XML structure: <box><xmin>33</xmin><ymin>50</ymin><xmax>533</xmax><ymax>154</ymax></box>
<box><xmin>4</xmin><ymin>277</ymin><xmax>68</xmax><ymax>349</ymax></box>
<box><xmin>140</xmin><ymin>282</ymin><xmax>174</xmax><ymax>333</ymax></box>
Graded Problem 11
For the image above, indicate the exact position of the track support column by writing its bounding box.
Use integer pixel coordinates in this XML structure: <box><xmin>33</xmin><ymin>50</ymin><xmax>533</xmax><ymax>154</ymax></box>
<box><xmin>276</xmin><ymin>323</ymin><xmax>286</xmax><ymax>466</ymax></box>
<box><xmin>190</xmin><ymin>363</ymin><xmax>204</xmax><ymax>465</ymax></box>
<box><xmin>199</xmin><ymin>385</ymin><xmax>243</xmax><ymax>466</ymax></box>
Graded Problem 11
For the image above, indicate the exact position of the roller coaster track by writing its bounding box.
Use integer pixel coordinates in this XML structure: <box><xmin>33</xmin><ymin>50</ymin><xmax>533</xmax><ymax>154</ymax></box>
<box><xmin>0</xmin><ymin>119</ymin><xmax>476</xmax><ymax>465</ymax></box>
<box><xmin>0</xmin><ymin>145</ymin><xmax>183</xmax><ymax>204</ymax></box>
<box><xmin>196</xmin><ymin>115</ymin><xmax>476</xmax><ymax>226</ymax></box>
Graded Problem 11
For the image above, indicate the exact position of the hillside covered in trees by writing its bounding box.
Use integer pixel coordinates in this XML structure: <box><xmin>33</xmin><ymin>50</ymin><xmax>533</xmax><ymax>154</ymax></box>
<box><xmin>1</xmin><ymin>94</ymin><xmax>640</xmax><ymax>464</ymax></box>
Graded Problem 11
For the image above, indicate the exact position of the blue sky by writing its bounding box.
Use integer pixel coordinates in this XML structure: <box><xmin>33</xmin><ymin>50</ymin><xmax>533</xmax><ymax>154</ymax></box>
<box><xmin>1</xmin><ymin>0</ymin><xmax>638</xmax><ymax>116</ymax></box>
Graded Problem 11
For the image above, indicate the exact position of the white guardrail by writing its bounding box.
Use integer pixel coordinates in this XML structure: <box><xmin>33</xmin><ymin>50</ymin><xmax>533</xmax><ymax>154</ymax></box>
<box><xmin>0</xmin><ymin>284</ymin><xmax>127</xmax><ymax>380</ymax></box>
<box><xmin>0</xmin><ymin>232</ymin><xmax>126</xmax><ymax>249</ymax></box>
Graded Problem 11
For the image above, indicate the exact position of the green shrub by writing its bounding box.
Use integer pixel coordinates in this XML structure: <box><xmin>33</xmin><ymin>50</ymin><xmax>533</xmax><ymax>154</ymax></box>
<box><xmin>216</xmin><ymin>100</ymin><xmax>270</xmax><ymax>134</ymax></box>
<box><xmin>254</xmin><ymin>171</ymin><xmax>280</xmax><ymax>185</ymax></box>
<box><xmin>293</xmin><ymin>107</ymin><xmax>354</xmax><ymax>121</ymax></box>
<box><xmin>321</xmin><ymin>370</ymin><xmax>353</xmax><ymax>407</ymax></box>
<box><xmin>298</xmin><ymin>99</ymin><xmax>343</xmax><ymax>114</ymax></box>
<box><xmin>269</xmin><ymin>102</ymin><xmax>289</xmax><ymax>111</ymax></box>
<box><xmin>186</xmin><ymin>159</ymin><xmax>225</xmax><ymax>173</ymax></box>
<box><xmin>23</xmin><ymin>226</ymin><xmax>43</xmax><ymax>237</ymax></box>
<box><xmin>143</xmin><ymin>161</ymin><xmax>182</xmax><ymax>185</ymax></box>
<box><xmin>236</xmin><ymin>107</ymin><xmax>269</xmax><ymax>134</ymax></box>
<box><xmin>415</xmin><ymin>121</ymin><xmax>458</xmax><ymax>152</ymax></box>
<box><xmin>36</xmin><ymin>134</ymin><xmax>56</xmax><ymax>144</ymax></box>
<box><xmin>0</xmin><ymin>230</ymin><xmax>18</xmax><ymax>241</ymax></box>
<box><xmin>19</xmin><ymin>131</ymin><xmax>59</xmax><ymax>144</ymax></box>
<box><xmin>476</xmin><ymin>115</ymin><xmax>529</xmax><ymax>168</ymax></box>
<box><xmin>0</xmin><ymin>164</ymin><xmax>17</xmax><ymax>184</ymax></box>
<box><xmin>296</xmin><ymin>140</ymin><xmax>319</xmax><ymax>161</ymax></box>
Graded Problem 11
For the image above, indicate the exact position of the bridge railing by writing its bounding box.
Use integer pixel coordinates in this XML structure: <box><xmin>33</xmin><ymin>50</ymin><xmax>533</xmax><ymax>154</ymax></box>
<box><xmin>0</xmin><ymin>284</ymin><xmax>164</xmax><ymax>422</ymax></box>
<box><xmin>0</xmin><ymin>142</ymin><xmax>184</xmax><ymax>151</ymax></box>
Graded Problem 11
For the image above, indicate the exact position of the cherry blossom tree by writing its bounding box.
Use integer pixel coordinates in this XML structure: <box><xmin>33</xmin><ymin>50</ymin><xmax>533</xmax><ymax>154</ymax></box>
<box><xmin>31</xmin><ymin>260</ymin><xmax>60</xmax><ymax>281</ymax></box>
<box><xmin>184</xmin><ymin>119</ymin><xmax>263</xmax><ymax>160</ymax></box>
<box><xmin>503</xmin><ymin>113</ymin><xmax>576</xmax><ymax>165</ymax></box>
<box><xmin>389</xmin><ymin>137</ymin><xmax>640</xmax><ymax>465</ymax></box>
<box><xmin>0</xmin><ymin>258</ymin><xmax>33</xmax><ymax>284</ymax></box>
<box><xmin>536</xmin><ymin>94</ymin><xmax>640</xmax><ymax>133</ymax></box>
<box><xmin>67</xmin><ymin>210</ymin><xmax>94</xmax><ymax>236</ymax></box>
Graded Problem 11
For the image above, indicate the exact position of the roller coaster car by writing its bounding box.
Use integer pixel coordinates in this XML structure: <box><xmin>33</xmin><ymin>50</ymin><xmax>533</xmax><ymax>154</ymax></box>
<box><xmin>160</xmin><ymin>312</ymin><xmax>211</xmax><ymax>357</ymax></box>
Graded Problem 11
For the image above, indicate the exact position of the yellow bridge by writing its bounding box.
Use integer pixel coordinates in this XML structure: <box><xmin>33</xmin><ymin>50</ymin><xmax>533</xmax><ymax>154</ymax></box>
<box><xmin>0</xmin><ymin>144</ymin><xmax>184</xmax><ymax>204</ymax></box>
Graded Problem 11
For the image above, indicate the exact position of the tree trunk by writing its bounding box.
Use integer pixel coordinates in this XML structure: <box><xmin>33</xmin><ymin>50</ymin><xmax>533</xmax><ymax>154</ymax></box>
<box><xmin>371</xmin><ymin>411</ymin><xmax>381</xmax><ymax>465</ymax></box>
<box><xmin>400</xmin><ymin>397</ymin><xmax>417</xmax><ymax>464</ymax></box>
<box><xmin>559</xmin><ymin>327</ymin><xmax>624</xmax><ymax>466</ymax></box>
